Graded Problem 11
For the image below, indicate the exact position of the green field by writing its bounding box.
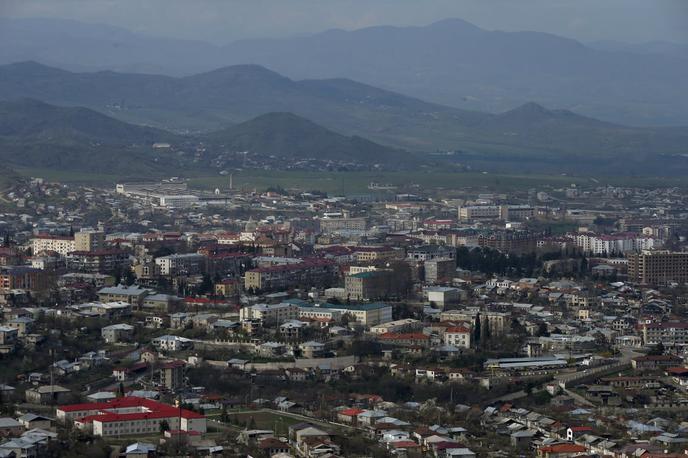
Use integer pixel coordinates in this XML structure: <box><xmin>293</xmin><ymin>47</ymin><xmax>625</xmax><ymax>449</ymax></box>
<box><xmin>12</xmin><ymin>167</ymin><xmax>688</xmax><ymax>195</ymax></box>
<box><xmin>188</xmin><ymin>170</ymin><xmax>688</xmax><ymax>194</ymax></box>
<box><xmin>226</xmin><ymin>410</ymin><xmax>302</xmax><ymax>434</ymax></box>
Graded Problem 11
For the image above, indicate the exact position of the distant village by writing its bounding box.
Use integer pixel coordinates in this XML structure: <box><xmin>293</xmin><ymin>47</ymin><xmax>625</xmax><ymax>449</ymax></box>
<box><xmin>0</xmin><ymin>176</ymin><xmax>686</xmax><ymax>457</ymax></box>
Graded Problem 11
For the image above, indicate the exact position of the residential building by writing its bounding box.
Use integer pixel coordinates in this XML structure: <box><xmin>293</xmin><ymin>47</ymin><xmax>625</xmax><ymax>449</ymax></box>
<box><xmin>101</xmin><ymin>324</ymin><xmax>134</xmax><ymax>343</ymax></box>
<box><xmin>32</xmin><ymin>235</ymin><xmax>75</xmax><ymax>256</ymax></box>
<box><xmin>244</xmin><ymin>259</ymin><xmax>336</xmax><ymax>292</ymax></box>
<box><xmin>0</xmin><ymin>266</ymin><xmax>50</xmax><ymax>292</ymax></box>
<box><xmin>74</xmin><ymin>230</ymin><xmax>105</xmax><ymax>252</ymax></box>
<box><xmin>65</xmin><ymin>249</ymin><xmax>131</xmax><ymax>273</ymax></box>
<box><xmin>627</xmin><ymin>250</ymin><xmax>688</xmax><ymax>285</ymax></box>
<box><xmin>25</xmin><ymin>385</ymin><xmax>71</xmax><ymax>405</ymax></box>
<box><xmin>155</xmin><ymin>253</ymin><xmax>205</xmax><ymax>277</ymax></box>
<box><xmin>443</xmin><ymin>326</ymin><xmax>471</xmax><ymax>349</ymax></box>
<box><xmin>239</xmin><ymin>302</ymin><xmax>300</xmax><ymax>325</ymax></box>
<box><xmin>159</xmin><ymin>360</ymin><xmax>185</xmax><ymax>390</ymax></box>
<box><xmin>97</xmin><ymin>285</ymin><xmax>152</xmax><ymax>306</ymax></box>
<box><xmin>345</xmin><ymin>270</ymin><xmax>394</xmax><ymax>301</ymax></box>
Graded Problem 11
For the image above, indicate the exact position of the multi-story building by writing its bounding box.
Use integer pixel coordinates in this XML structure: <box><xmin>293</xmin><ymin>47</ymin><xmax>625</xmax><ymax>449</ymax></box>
<box><xmin>97</xmin><ymin>285</ymin><xmax>152</xmax><ymax>306</ymax></box>
<box><xmin>352</xmin><ymin>246</ymin><xmax>399</xmax><ymax>263</ymax></box>
<box><xmin>319</xmin><ymin>216</ymin><xmax>368</xmax><ymax>233</ymax></box>
<box><xmin>345</xmin><ymin>270</ymin><xmax>394</xmax><ymax>301</ymax></box>
<box><xmin>65</xmin><ymin>249</ymin><xmax>131</xmax><ymax>274</ymax></box>
<box><xmin>239</xmin><ymin>302</ymin><xmax>300</xmax><ymax>325</ymax></box>
<box><xmin>478</xmin><ymin>231</ymin><xmax>538</xmax><ymax>254</ymax></box>
<box><xmin>101</xmin><ymin>324</ymin><xmax>134</xmax><ymax>344</ymax></box>
<box><xmin>458</xmin><ymin>206</ymin><xmax>501</xmax><ymax>222</ymax></box>
<box><xmin>440</xmin><ymin>309</ymin><xmax>509</xmax><ymax>336</ymax></box>
<box><xmin>32</xmin><ymin>235</ymin><xmax>75</xmax><ymax>256</ymax></box>
<box><xmin>573</xmin><ymin>233</ymin><xmax>661</xmax><ymax>256</ymax></box>
<box><xmin>424</xmin><ymin>258</ymin><xmax>456</xmax><ymax>284</ymax></box>
<box><xmin>292</xmin><ymin>300</ymin><xmax>392</xmax><ymax>326</ymax></box>
<box><xmin>244</xmin><ymin>259</ymin><xmax>336</xmax><ymax>292</ymax></box>
<box><xmin>74</xmin><ymin>230</ymin><xmax>106</xmax><ymax>252</ymax></box>
<box><xmin>155</xmin><ymin>253</ymin><xmax>206</xmax><ymax>277</ymax></box>
<box><xmin>0</xmin><ymin>266</ymin><xmax>50</xmax><ymax>292</ymax></box>
<box><xmin>627</xmin><ymin>250</ymin><xmax>688</xmax><ymax>285</ymax></box>
<box><xmin>500</xmin><ymin>205</ymin><xmax>535</xmax><ymax>221</ymax></box>
<box><xmin>57</xmin><ymin>397</ymin><xmax>205</xmax><ymax>437</ymax></box>
<box><xmin>458</xmin><ymin>205</ymin><xmax>535</xmax><ymax>222</ymax></box>
<box><xmin>443</xmin><ymin>326</ymin><xmax>472</xmax><ymax>349</ymax></box>
<box><xmin>159</xmin><ymin>360</ymin><xmax>185</xmax><ymax>390</ymax></box>
<box><xmin>640</xmin><ymin>321</ymin><xmax>688</xmax><ymax>346</ymax></box>
<box><xmin>0</xmin><ymin>247</ymin><xmax>21</xmax><ymax>266</ymax></box>
<box><xmin>407</xmin><ymin>245</ymin><xmax>456</xmax><ymax>262</ymax></box>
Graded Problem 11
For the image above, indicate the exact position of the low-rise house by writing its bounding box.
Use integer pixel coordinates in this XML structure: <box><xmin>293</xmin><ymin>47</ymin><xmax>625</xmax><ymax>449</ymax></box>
<box><xmin>537</xmin><ymin>443</ymin><xmax>588</xmax><ymax>457</ymax></box>
<box><xmin>24</xmin><ymin>385</ymin><xmax>71</xmax><ymax>405</ymax></box>
<box><xmin>101</xmin><ymin>323</ymin><xmax>134</xmax><ymax>343</ymax></box>
<box><xmin>378</xmin><ymin>332</ymin><xmax>430</xmax><ymax>348</ymax></box>
<box><xmin>0</xmin><ymin>418</ymin><xmax>22</xmax><ymax>437</ymax></box>
<box><xmin>337</xmin><ymin>408</ymin><xmax>365</xmax><ymax>425</ymax></box>
<box><xmin>152</xmin><ymin>335</ymin><xmax>192</xmax><ymax>352</ymax></box>
<box><xmin>17</xmin><ymin>414</ymin><xmax>52</xmax><ymax>431</ymax></box>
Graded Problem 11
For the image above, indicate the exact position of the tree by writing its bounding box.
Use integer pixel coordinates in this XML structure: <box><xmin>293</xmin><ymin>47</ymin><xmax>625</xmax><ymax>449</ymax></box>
<box><xmin>649</xmin><ymin>341</ymin><xmax>665</xmax><ymax>356</ymax></box>
<box><xmin>536</xmin><ymin>322</ymin><xmax>550</xmax><ymax>337</ymax></box>
<box><xmin>482</xmin><ymin>318</ymin><xmax>492</xmax><ymax>345</ymax></box>
<box><xmin>159</xmin><ymin>419</ymin><xmax>170</xmax><ymax>433</ymax></box>
<box><xmin>473</xmin><ymin>314</ymin><xmax>481</xmax><ymax>346</ymax></box>
<box><xmin>123</xmin><ymin>269</ymin><xmax>136</xmax><ymax>286</ymax></box>
<box><xmin>198</xmin><ymin>274</ymin><xmax>214</xmax><ymax>296</ymax></box>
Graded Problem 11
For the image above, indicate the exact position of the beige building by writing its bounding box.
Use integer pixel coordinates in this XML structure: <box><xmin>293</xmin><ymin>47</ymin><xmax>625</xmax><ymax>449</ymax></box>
<box><xmin>74</xmin><ymin>230</ymin><xmax>105</xmax><ymax>252</ymax></box>
<box><xmin>370</xmin><ymin>318</ymin><xmax>422</xmax><ymax>335</ymax></box>
<box><xmin>440</xmin><ymin>310</ymin><xmax>508</xmax><ymax>335</ymax></box>
<box><xmin>628</xmin><ymin>250</ymin><xmax>688</xmax><ymax>285</ymax></box>
<box><xmin>353</xmin><ymin>246</ymin><xmax>398</xmax><ymax>263</ymax></box>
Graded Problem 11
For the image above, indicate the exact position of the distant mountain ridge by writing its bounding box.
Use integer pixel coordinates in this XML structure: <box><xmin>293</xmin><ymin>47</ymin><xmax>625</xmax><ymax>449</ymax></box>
<box><xmin>0</xmin><ymin>98</ymin><xmax>175</xmax><ymax>144</ymax></box>
<box><xmin>0</xmin><ymin>98</ymin><xmax>181</xmax><ymax>174</ymax></box>
<box><xmin>2</xmin><ymin>17</ymin><xmax>687</xmax><ymax>125</ymax></box>
<box><xmin>2</xmin><ymin>61</ymin><xmax>687</xmax><ymax>162</ymax></box>
<box><xmin>206</xmin><ymin>112</ymin><xmax>403</xmax><ymax>164</ymax></box>
<box><xmin>0</xmin><ymin>99</ymin><xmax>407</xmax><ymax>174</ymax></box>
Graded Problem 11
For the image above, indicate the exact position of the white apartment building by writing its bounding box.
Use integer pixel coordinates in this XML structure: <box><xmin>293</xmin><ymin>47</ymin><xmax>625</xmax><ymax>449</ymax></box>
<box><xmin>443</xmin><ymin>326</ymin><xmax>472</xmax><ymax>349</ymax></box>
<box><xmin>572</xmin><ymin>233</ymin><xmax>661</xmax><ymax>255</ymax></box>
<box><xmin>32</xmin><ymin>235</ymin><xmax>75</xmax><ymax>256</ymax></box>
<box><xmin>155</xmin><ymin>253</ymin><xmax>205</xmax><ymax>276</ymax></box>
<box><xmin>239</xmin><ymin>302</ymin><xmax>300</xmax><ymax>324</ymax></box>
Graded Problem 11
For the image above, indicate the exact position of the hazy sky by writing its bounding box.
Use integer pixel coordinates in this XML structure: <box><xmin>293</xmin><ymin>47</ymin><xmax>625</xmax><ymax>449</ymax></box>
<box><xmin>1</xmin><ymin>0</ymin><xmax>687</xmax><ymax>45</ymax></box>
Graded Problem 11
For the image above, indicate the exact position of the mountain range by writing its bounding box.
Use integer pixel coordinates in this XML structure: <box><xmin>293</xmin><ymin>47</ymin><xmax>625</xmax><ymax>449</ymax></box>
<box><xmin>207</xmin><ymin>112</ymin><xmax>402</xmax><ymax>164</ymax></box>
<box><xmin>2</xmin><ymin>17</ymin><xmax>687</xmax><ymax>126</ymax></box>
<box><xmin>0</xmin><ymin>99</ymin><xmax>408</xmax><ymax>174</ymax></box>
<box><xmin>2</xmin><ymin>61</ymin><xmax>688</xmax><ymax>165</ymax></box>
